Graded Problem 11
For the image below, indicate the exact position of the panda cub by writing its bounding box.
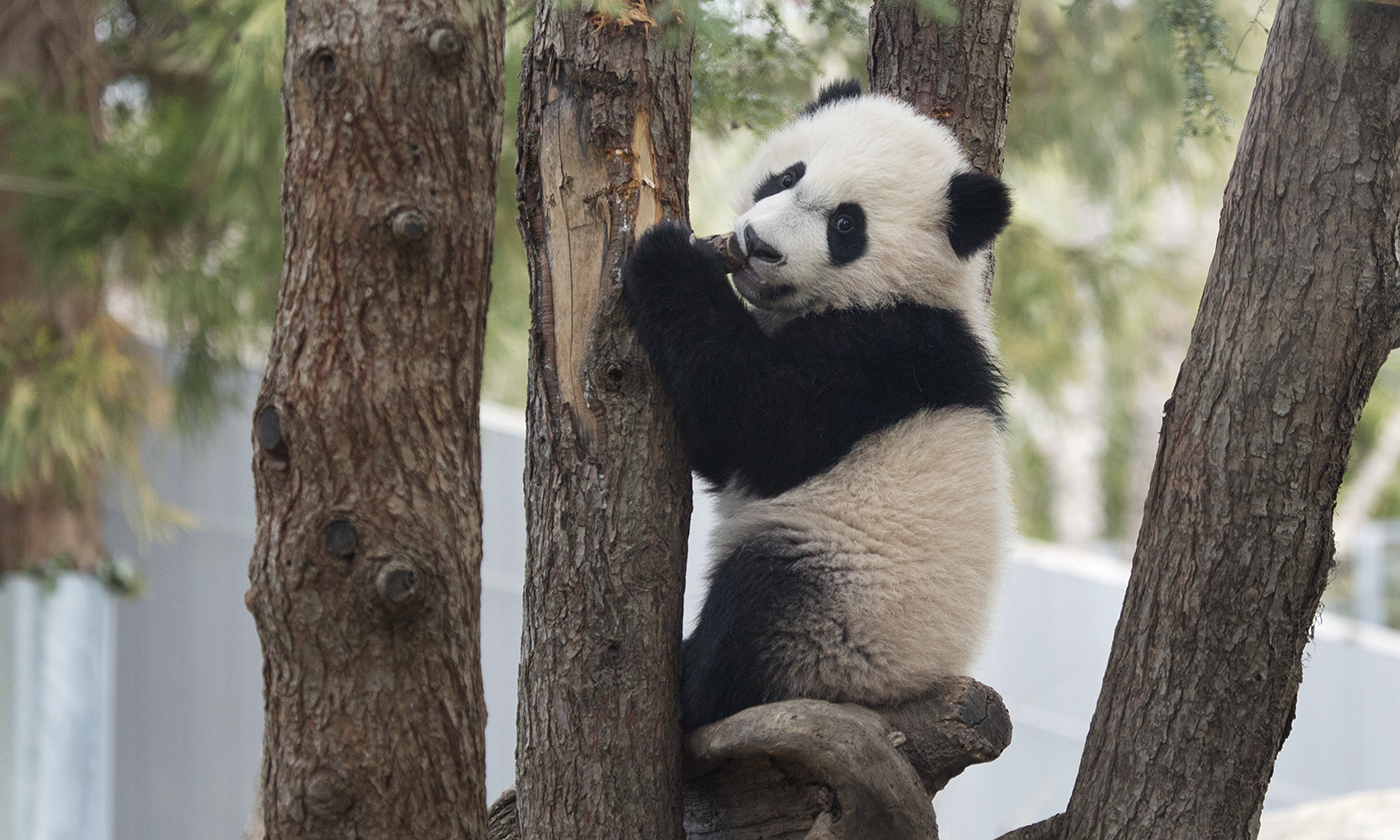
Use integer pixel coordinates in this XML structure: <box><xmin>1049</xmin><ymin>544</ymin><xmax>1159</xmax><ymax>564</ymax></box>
<box><xmin>622</xmin><ymin>80</ymin><xmax>1013</xmax><ymax>732</ymax></box>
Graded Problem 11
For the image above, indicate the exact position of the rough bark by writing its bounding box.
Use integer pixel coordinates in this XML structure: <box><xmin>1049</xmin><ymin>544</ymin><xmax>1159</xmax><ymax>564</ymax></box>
<box><xmin>246</xmin><ymin>0</ymin><xmax>503</xmax><ymax>836</ymax></box>
<box><xmin>0</xmin><ymin>0</ymin><xmax>108</xmax><ymax>573</ymax></box>
<box><xmin>1029</xmin><ymin>3</ymin><xmax>1400</xmax><ymax>838</ymax></box>
<box><xmin>867</xmin><ymin>0</ymin><xmax>1018</xmax><ymax>178</ymax></box>
<box><xmin>514</xmin><ymin>4</ymin><xmax>693</xmax><ymax>839</ymax></box>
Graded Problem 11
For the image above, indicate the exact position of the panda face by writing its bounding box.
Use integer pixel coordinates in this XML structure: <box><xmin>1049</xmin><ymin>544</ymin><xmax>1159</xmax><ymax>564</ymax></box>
<box><xmin>731</xmin><ymin>93</ymin><xmax>1009</xmax><ymax>324</ymax></box>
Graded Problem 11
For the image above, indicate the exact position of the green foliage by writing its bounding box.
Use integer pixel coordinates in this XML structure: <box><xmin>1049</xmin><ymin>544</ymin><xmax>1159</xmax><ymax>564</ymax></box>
<box><xmin>0</xmin><ymin>305</ymin><xmax>151</xmax><ymax>499</ymax></box>
<box><xmin>1062</xmin><ymin>0</ymin><xmax>1248</xmax><ymax>138</ymax></box>
<box><xmin>1</xmin><ymin>0</ymin><xmax>283</xmax><ymax>550</ymax></box>
<box><xmin>1153</xmin><ymin>0</ymin><xmax>1239</xmax><ymax>134</ymax></box>
<box><xmin>3</xmin><ymin>0</ymin><xmax>285</xmax><ymax>430</ymax></box>
<box><xmin>995</xmin><ymin>0</ymin><xmax>1262</xmax><ymax>544</ymax></box>
<box><xmin>691</xmin><ymin>0</ymin><xmax>865</xmax><ymax>133</ymax></box>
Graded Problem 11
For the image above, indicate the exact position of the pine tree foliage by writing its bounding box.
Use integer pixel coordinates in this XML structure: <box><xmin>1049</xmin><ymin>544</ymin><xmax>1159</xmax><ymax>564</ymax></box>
<box><xmin>1</xmin><ymin>0</ymin><xmax>282</xmax><ymax>545</ymax></box>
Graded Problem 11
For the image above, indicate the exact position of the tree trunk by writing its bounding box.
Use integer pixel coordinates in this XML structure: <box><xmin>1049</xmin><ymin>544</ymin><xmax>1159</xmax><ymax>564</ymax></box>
<box><xmin>0</xmin><ymin>0</ymin><xmax>107</xmax><ymax>574</ymax></box>
<box><xmin>246</xmin><ymin>0</ymin><xmax>503</xmax><ymax>836</ymax></box>
<box><xmin>867</xmin><ymin>0</ymin><xmax>1019</xmax><ymax>177</ymax></box>
<box><xmin>1025</xmin><ymin>3</ymin><xmax>1400</xmax><ymax>838</ymax></box>
<box><xmin>513</xmin><ymin>4</ymin><xmax>693</xmax><ymax>839</ymax></box>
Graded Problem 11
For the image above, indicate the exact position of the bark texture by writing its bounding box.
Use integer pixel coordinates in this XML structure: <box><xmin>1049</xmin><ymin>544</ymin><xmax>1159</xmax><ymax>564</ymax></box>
<box><xmin>514</xmin><ymin>4</ymin><xmax>693</xmax><ymax>839</ymax></box>
<box><xmin>246</xmin><ymin>0</ymin><xmax>503</xmax><ymax>836</ymax></box>
<box><xmin>867</xmin><ymin>0</ymin><xmax>1019</xmax><ymax>177</ymax></box>
<box><xmin>1047</xmin><ymin>3</ymin><xmax>1400</xmax><ymax>838</ymax></box>
<box><xmin>0</xmin><ymin>0</ymin><xmax>108</xmax><ymax>573</ymax></box>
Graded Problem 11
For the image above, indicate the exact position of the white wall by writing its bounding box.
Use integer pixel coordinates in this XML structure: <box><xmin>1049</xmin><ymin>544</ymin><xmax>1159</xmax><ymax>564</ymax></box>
<box><xmin>0</xmin><ymin>575</ymin><xmax>115</xmax><ymax>840</ymax></box>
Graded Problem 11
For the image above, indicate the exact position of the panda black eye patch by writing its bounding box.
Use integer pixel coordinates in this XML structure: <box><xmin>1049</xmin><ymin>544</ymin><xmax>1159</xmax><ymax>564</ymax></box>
<box><xmin>753</xmin><ymin>162</ymin><xmax>806</xmax><ymax>203</ymax></box>
<box><xmin>827</xmin><ymin>202</ymin><xmax>867</xmax><ymax>266</ymax></box>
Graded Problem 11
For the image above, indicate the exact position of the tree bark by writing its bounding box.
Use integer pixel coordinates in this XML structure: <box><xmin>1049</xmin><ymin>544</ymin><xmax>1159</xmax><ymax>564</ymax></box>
<box><xmin>246</xmin><ymin>0</ymin><xmax>503</xmax><ymax>836</ymax></box>
<box><xmin>1040</xmin><ymin>3</ymin><xmax>1400</xmax><ymax>838</ymax></box>
<box><xmin>0</xmin><ymin>0</ymin><xmax>108</xmax><ymax>574</ymax></box>
<box><xmin>867</xmin><ymin>0</ymin><xmax>1019</xmax><ymax>177</ymax></box>
<box><xmin>514</xmin><ymin>4</ymin><xmax>693</xmax><ymax>839</ymax></box>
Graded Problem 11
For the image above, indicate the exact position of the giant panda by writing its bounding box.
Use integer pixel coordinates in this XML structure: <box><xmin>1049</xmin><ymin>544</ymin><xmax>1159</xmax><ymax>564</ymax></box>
<box><xmin>621</xmin><ymin>79</ymin><xmax>1014</xmax><ymax>732</ymax></box>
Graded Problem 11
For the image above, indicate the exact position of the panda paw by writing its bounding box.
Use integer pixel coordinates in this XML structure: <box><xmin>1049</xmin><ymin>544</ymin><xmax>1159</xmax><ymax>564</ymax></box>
<box><xmin>623</xmin><ymin>222</ymin><xmax>730</xmax><ymax>300</ymax></box>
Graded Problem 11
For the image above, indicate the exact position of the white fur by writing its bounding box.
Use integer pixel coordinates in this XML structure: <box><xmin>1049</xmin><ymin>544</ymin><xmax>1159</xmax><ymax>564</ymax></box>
<box><xmin>710</xmin><ymin>407</ymin><xmax>1011</xmax><ymax>703</ymax></box>
<box><xmin>731</xmin><ymin>95</ymin><xmax>995</xmax><ymax>343</ymax></box>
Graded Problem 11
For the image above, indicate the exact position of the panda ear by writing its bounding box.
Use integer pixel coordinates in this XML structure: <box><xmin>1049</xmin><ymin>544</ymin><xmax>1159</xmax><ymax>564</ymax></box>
<box><xmin>947</xmin><ymin>172</ymin><xmax>1012</xmax><ymax>259</ymax></box>
<box><xmin>802</xmin><ymin>79</ymin><xmax>863</xmax><ymax>116</ymax></box>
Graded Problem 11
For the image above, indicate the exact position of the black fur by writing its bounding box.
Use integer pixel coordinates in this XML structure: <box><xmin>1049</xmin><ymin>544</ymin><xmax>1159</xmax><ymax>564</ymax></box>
<box><xmin>947</xmin><ymin>172</ymin><xmax>1012</xmax><ymax>259</ymax></box>
<box><xmin>827</xmin><ymin>202</ymin><xmax>867</xmax><ymax>266</ymax></box>
<box><xmin>680</xmin><ymin>535</ymin><xmax>822</xmax><ymax>730</ymax></box>
<box><xmin>801</xmin><ymin>79</ymin><xmax>863</xmax><ymax>116</ymax></box>
<box><xmin>622</xmin><ymin>222</ymin><xmax>1004</xmax><ymax>500</ymax></box>
<box><xmin>753</xmin><ymin>161</ymin><xmax>807</xmax><ymax>203</ymax></box>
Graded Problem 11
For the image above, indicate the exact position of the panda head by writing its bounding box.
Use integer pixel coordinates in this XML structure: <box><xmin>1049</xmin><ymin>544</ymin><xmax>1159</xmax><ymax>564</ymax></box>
<box><xmin>731</xmin><ymin>80</ymin><xmax>1011</xmax><ymax>328</ymax></box>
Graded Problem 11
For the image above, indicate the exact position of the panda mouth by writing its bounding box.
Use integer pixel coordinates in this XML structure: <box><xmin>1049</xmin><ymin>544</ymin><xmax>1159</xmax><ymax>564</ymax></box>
<box><xmin>733</xmin><ymin>265</ymin><xmax>796</xmax><ymax>307</ymax></box>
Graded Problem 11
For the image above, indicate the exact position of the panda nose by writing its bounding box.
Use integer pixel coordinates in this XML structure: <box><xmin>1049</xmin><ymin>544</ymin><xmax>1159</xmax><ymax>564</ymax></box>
<box><xmin>743</xmin><ymin>225</ymin><xmax>784</xmax><ymax>264</ymax></box>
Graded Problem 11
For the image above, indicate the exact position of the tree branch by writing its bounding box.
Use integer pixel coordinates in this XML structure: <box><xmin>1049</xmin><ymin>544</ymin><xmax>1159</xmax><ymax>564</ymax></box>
<box><xmin>489</xmin><ymin>677</ymin><xmax>1011</xmax><ymax>840</ymax></box>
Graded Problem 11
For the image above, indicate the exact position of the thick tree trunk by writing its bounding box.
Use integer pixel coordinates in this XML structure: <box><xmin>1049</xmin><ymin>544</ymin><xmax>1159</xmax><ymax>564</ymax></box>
<box><xmin>246</xmin><ymin>0</ymin><xmax>503</xmax><ymax>836</ymax></box>
<box><xmin>0</xmin><ymin>0</ymin><xmax>107</xmax><ymax>574</ymax></box>
<box><xmin>513</xmin><ymin>4</ymin><xmax>693</xmax><ymax>839</ymax></box>
<box><xmin>1017</xmin><ymin>3</ymin><xmax>1400</xmax><ymax>838</ymax></box>
<box><xmin>867</xmin><ymin>0</ymin><xmax>1018</xmax><ymax>177</ymax></box>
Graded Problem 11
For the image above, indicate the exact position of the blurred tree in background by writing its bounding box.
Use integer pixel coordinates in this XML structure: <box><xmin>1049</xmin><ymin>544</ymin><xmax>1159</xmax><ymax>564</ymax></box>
<box><xmin>1</xmin><ymin>0</ymin><xmax>284</xmax><ymax>576</ymax></box>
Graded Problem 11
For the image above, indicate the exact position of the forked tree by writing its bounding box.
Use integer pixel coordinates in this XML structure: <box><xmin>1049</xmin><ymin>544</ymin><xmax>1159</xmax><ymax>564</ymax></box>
<box><xmin>498</xmin><ymin>0</ymin><xmax>1021</xmax><ymax>837</ymax></box>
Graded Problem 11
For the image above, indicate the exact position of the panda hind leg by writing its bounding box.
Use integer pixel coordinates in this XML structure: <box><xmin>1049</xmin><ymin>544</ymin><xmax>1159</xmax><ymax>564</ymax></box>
<box><xmin>680</xmin><ymin>536</ymin><xmax>823</xmax><ymax>731</ymax></box>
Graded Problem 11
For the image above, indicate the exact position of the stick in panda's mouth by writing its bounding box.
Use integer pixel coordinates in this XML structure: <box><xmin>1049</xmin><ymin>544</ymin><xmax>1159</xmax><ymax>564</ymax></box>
<box><xmin>700</xmin><ymin>232</ymin><xmax>749</xmax><ymax>274</ymax></box>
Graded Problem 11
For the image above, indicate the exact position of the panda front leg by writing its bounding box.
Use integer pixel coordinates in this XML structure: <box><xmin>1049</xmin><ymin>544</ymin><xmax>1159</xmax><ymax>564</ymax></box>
<box><xmin>622</xmin><ymin>222</ymin><xmax>753</xmax><ymax>354</ymax></box>
<box><xmin>622</xmin><ymin>222</ymin><xmax>771</xmax><ymax>485</ymax></box>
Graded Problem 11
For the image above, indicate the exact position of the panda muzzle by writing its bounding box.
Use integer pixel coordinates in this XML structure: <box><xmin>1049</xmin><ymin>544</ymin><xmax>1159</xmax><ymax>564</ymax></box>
<box><xmin>743</xmin><ymin>225</ymin><xmax>785</xmax><ymax>266</ymax></box>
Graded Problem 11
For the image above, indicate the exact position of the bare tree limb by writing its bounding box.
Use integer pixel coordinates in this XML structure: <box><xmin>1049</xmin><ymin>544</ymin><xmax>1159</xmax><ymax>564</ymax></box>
<box><xmin>489</xmin><ymin>678</ymin><xmax>1011</xmax><ymax>840</ymax></box>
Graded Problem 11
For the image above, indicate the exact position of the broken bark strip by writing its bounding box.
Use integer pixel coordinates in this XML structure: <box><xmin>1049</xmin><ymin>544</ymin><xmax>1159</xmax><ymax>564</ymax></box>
<box><xmin>514</xmin><ymin>3</ymin><xmax>694</xmax><ymax>839</ymax></box>
<box><xmin>489</xmin><ymin>678</ymin><xmax>1011</xmax><ymax>840</ymax></box>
